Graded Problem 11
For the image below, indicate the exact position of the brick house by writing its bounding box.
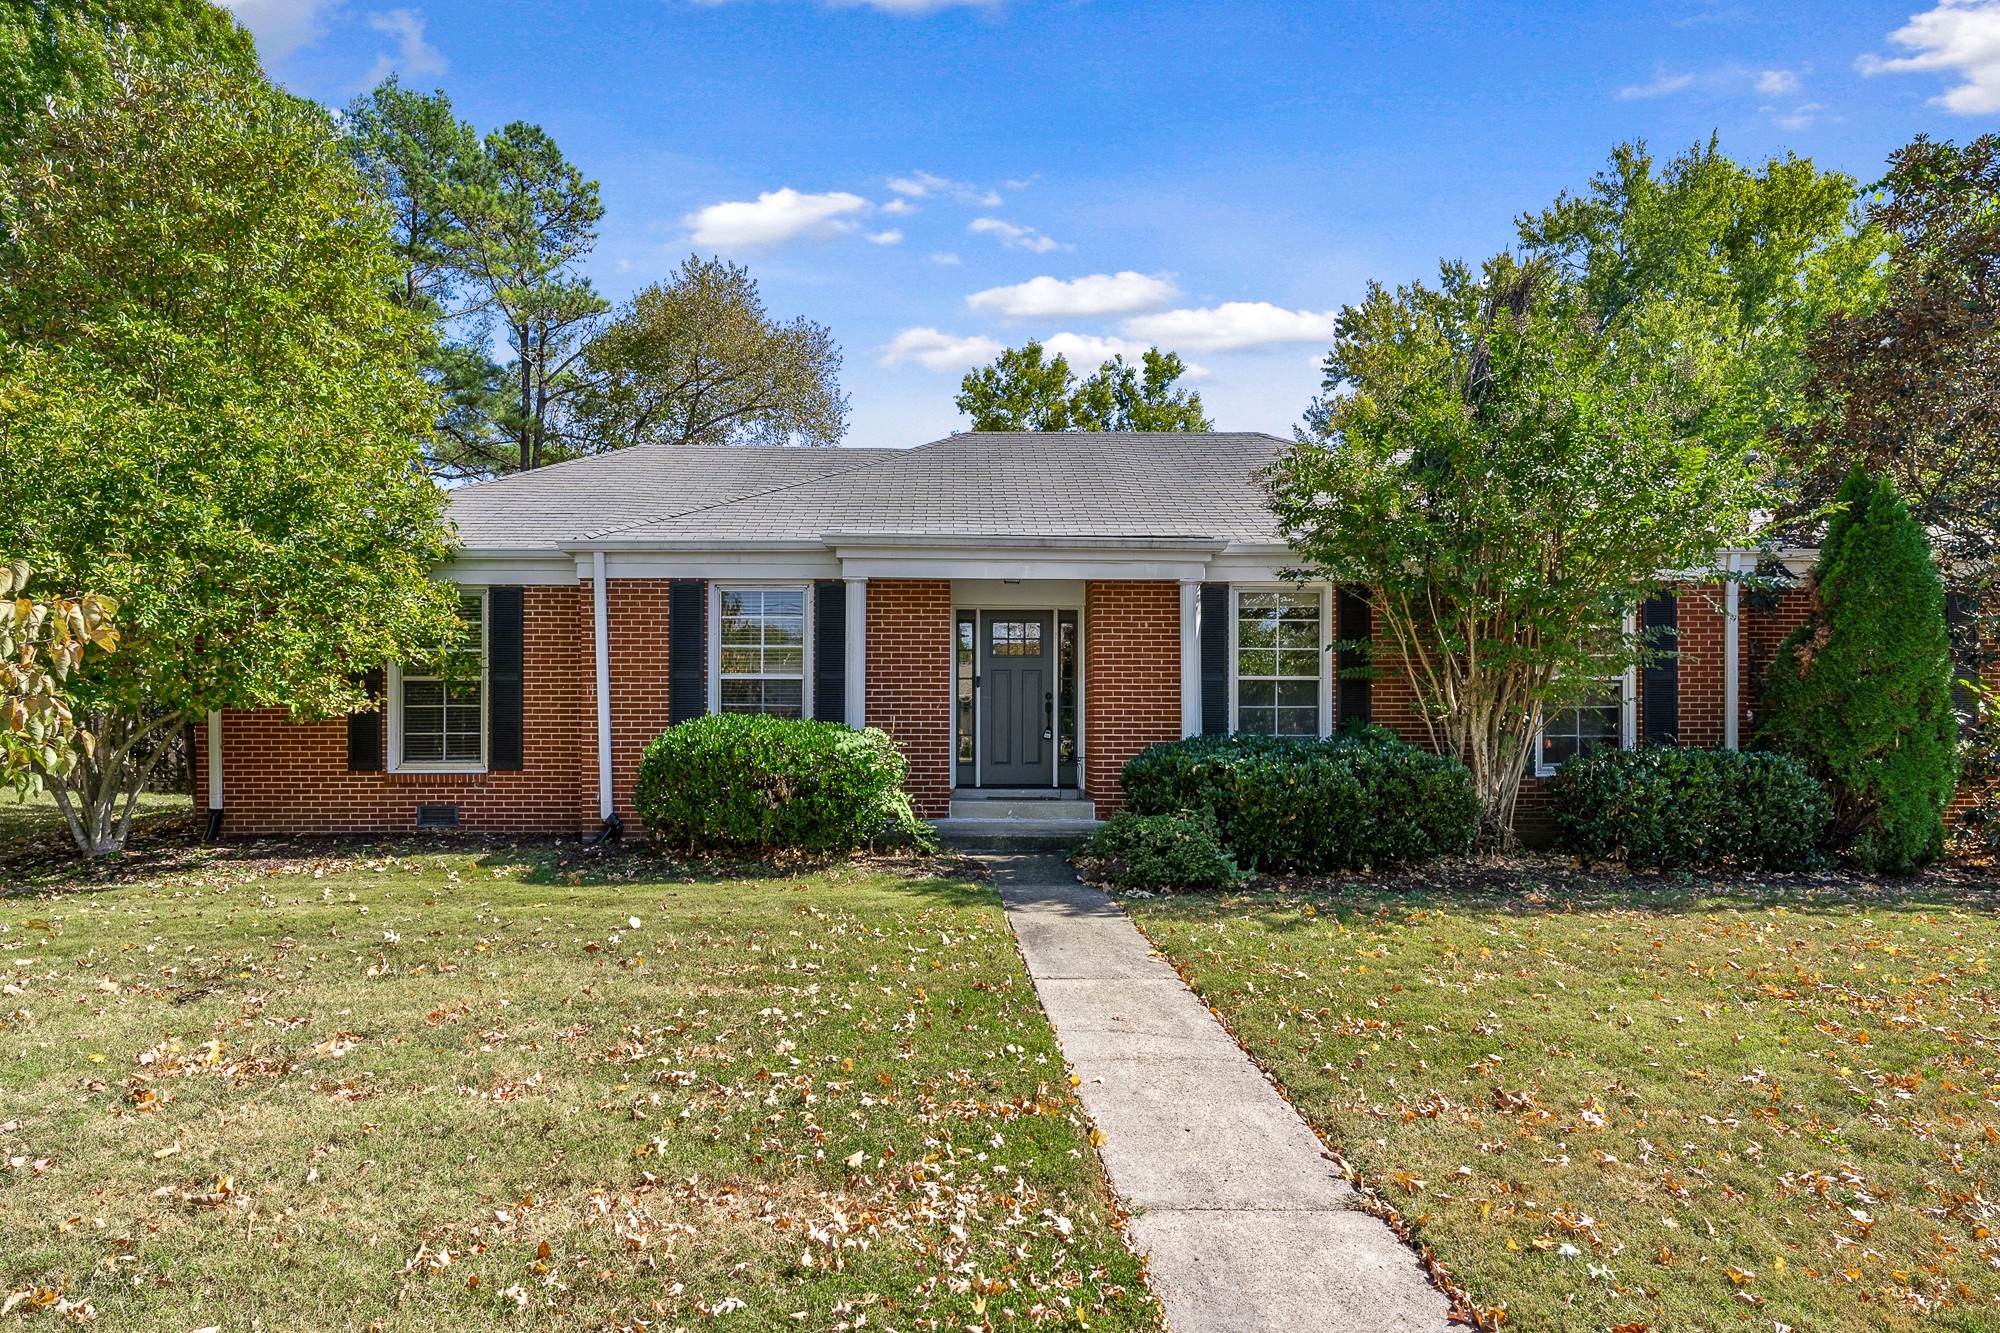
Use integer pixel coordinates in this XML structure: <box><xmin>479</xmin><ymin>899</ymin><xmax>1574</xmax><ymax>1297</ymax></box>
<box><xmin>190</xmin><ymin>431</ymin><xmax>1961</xmax><ymax>841</ymax></box>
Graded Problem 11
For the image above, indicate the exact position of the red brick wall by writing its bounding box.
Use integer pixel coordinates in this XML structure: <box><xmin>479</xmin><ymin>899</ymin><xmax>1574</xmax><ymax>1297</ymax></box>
<box><xmin>865</xmin><ymin>579</ymin><xmax>954</xmax><ymax>818</ymax></box>
<box><xmin>196</xmin><ymin>585</ymin><xmax>587</xmax><ymax>837</ymax></box>
<box><xmin>597</xmin><ymin>580</ymin><xmax>675</xmax><ymax>829</ymax></box>
<box><xmin>1083</xmin><ymin>581</ymin><xmax>1183</xmax><ymax>813</ymax></box>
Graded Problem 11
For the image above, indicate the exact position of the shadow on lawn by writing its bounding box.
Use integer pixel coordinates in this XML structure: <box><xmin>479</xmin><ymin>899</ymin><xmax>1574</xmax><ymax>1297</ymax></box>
<box><xmin>1107</xmin><ymin>852</ymin><xmax>2000</xmax><ymax>927</ymax></box>
<box><xmin>1</xmin><ymin>814</ymin><xmax>992</xmax><ymax>907</ymax></box>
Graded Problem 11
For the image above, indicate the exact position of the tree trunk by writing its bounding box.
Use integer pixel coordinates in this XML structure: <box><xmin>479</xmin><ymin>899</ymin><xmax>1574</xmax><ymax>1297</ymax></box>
<box><xmin>42</xmin><ymin>709</ymin><xmax>183</xmax><ymax>857</ymax></box>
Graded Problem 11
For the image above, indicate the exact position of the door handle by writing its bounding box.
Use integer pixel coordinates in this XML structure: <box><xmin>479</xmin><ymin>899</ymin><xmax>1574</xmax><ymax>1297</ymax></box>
<box><xmin>1043</xmin><ymin>691</ymin><xmax>1054</xmax><ymax>741</ymax></box>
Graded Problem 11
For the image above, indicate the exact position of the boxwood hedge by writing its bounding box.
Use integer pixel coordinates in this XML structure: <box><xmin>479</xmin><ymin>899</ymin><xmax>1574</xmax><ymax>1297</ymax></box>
<box><xmin>1549</xmin><ymin>746</ymin><xmax>1830</xmax><ymax>871</ymax></box>
<box><xmin>1120</xmin><ymin>727</ymin><xmax>1478</xmax><ymax>873</ymax></box>
<box><xmin>633</xmin><ymin>714</ymin><xmax>934</xmax><ymax>853</ymax></box>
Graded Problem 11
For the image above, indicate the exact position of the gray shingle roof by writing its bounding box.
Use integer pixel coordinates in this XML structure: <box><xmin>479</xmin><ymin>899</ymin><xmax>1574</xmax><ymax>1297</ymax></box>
<box><xmin>447</xmin><ymin>432</ymin><xmax>1288</xmax><ymax>551</ymax></box>
<box><xmin>446</xmin><ymin>445</ymin><xmax>898</xmax><ymax>550</ymax></box>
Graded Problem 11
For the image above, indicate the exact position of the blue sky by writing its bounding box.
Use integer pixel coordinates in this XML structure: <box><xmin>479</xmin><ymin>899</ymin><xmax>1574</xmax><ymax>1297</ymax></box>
<box><xmin>225</xmin><ymin>0</ymin><xmax>2000</xmax><ymax>447</ymax></box>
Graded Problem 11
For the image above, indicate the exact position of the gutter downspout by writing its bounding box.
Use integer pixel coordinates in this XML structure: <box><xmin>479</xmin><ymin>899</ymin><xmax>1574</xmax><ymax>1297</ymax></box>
<box><xmin>1724</xmin><ymin>553</ymin><xmax>1742</xmax><ymax>751</ymax></box>
<box><xmin>1179</xmin><ymin>580</ymin><xmax>1201</xmax><ymax>738</ymax></box>
<box><xmin>593</xmin><ymin>551</ymin><xmax>617</xmax><ymax>836</ymax></box>
<box><xmin>204</xmin><ymin>710</ymin><xmax>223</xmax><ymax>842</ymax></box>
<box><xmin>844</xmin><ymin>578</ymin><xmax>867</xmax><ymax>729</ymax></box>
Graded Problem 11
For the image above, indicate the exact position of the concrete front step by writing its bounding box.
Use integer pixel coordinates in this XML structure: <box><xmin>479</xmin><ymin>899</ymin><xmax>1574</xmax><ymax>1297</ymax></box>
<box><xmin>932</xmin><ymin>817</ymin><xmax>1101</xmax><ymax>852</ymax></box>
<box><xmin>948</xmin><ymin>796</ymin><xmax>1097</xmax><ymax>821</ymax></box>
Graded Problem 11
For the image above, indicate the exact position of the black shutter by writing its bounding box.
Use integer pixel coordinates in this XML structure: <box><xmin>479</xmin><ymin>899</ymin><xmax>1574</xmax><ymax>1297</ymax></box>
<box><xmin>347</xmin><ymin>668</ymin><xmax>384</xmax><ymax>772</ymax></box>
<box><xmin>1335</xmin><ymin>586</ymin><xmax>1373</xmax><ymax>727</ymax></box>
<box><xmin>669</xmin><ymin>580</ymin><xmax>708</xmax><ymax>725</ymax></box>
<box><xmin>488</xmin><ymin>586</ymin><xmax>524</xmax><ymax>771</ymax></box>
<box><xmin>1200</xmin><ymin>582</ymin><xmax>1230</xmax><ymax>735</ymax></box>
<box><xmin>814</xmin><ymin>580</ymin><xmax>847</xmax><ymax>725</ymax></box>
<box><xmin>1947</xmin><ymin>592</ymin><xmax>1979</xmax><ymax>732</ymax></box>
<box><xmin>1641</xmin><ymin>591</ymin><xmax>1679</xmax><ymax>746</ymax></box>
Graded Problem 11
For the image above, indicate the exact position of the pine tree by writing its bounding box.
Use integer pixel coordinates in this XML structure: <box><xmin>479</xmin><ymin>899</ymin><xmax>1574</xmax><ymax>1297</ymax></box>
<box><xmin>1759</xmin><ymin>468</ymin><xmax>1958</xmax><ymax>871</ymax></box>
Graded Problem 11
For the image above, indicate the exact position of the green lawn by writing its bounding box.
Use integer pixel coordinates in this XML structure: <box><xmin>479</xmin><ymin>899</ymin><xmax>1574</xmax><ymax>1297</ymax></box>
<box><xmin>0</xmin><ymin>789</ymin><xmax>190</xmax><ymax>848</ymax></box>
<box><xmin>1125</xmin><ymin>863</ymin><xmax>2000</xmax><ymax>1333</ymax></box>
<box><xmin>0</xmin><ymin>842</ymin><xmax>1157</xmax><ymax>1332</ymax></box>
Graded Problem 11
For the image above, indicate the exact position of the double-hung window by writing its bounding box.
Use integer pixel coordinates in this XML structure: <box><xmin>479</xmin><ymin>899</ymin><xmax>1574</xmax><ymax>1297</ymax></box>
<box><xmin>1538</xmin><ymin>684</ymin><xmax>1625</xmax><ymax>773</ymax></box>
<box><xmin>397</xmin><ymin>591</ymin><xmax>487</xmax><ymax>768</ymax></box>
<box><xmin>1236</xmin><ymin>589</ymin><xmax>1323</xmax><ymax>736</ymax></box>
<box><xmin>718</xmin><ymin>587</ymin><xmax>806</xmax><ymax>718</ymax></box>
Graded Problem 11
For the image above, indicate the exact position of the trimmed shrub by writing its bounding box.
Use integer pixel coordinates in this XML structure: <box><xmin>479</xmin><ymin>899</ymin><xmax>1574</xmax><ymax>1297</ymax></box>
<box><xmin>1759</xmin><ymin>467</ymin><xmax>1959</xmax><ymax>873</ymax></box>
<box><xmin>633</xmin><ymin>714</ymin><xmax>935</xmax><ymax>854</ymax></box>
<box><xmin>1550</xmin><ymin>747</ymin><xmax>1831</xmax><ymax>870</ymax></box>
<box><xmin>1082</xmin><ymin>809</ymin><xmax>1246</xmax><ymax>891</ymax></box>
<box><xmin>1120</xmin><ymin>727</ymin><xmax>1478</xmax><ymax>873</ymax></box>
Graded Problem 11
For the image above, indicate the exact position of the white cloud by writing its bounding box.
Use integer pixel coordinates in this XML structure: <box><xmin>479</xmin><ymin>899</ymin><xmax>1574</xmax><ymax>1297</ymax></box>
<box><xmin>1769</xmin><ymin>101</ymin><xmax>1825</xmax><ymax>129</ymax></box>
<box><xmin>685</xmin><ymin>188</ymin><xmax>872</xmax><ymax>249</ymax></box>
<box><xmin>1041</xmin><ymin>332</ymin><xmax>1144</xmax><ymax>365</ymax></box>
<box><xmin>929</xmin><ymin>252</ymin><xmax>962</xmax><ymax>265</ymax></box>
<box><xmin>360</xmin><ymin>8</ymin><xmax>446</xmax><ymax>85</ymax></box>
<box><xmin>218</xmin><ymin>0</ymin><xmax>340</xmax><ymax>61</ymax></box>
<box><xmin>1860</xmin><ymin>1</ymin><xmax>2000</xmax><ymax>114</ymax></box>
<box><xmin>881</xmin><ymin>198</ymin><xmax>916</xmax><ymax>216</ymax></box>
<box><xmin>1617</xmin><ymin>70</ymin><xmax>1697</xmax><ymax>99</ymax></box>
<box><xmin>1755</xmin><ymin>68</ymin><xmax>1801</xmax><ymax>93</ymax></box>
<box><xmin>967</xmin><ymin>217</ymin><xmax>1066</xmax><ymax>253</ymax></box>
<box><xmin>966</xmin><ymin>271</ymin><xmax>1179</xmax><ymax>319</ymax></box>
<box><xmin>1120</xmin><ymin>302</ymin><xmax>1338</xmax><ymax>353</ymax></box>
<box><xmin>881</xmin><ymin>327</ymin><xmax>1004</xmax><ymax>372</ymax></box>
<box><xmin>866</xmin><ymin>229</ymin><xmax>904</xmax><ymax>245</ymax></box>
<box><xmin>887</xmin><ymin>171</ymin><xmax>1002</xmax><ymax>206</ymax></box>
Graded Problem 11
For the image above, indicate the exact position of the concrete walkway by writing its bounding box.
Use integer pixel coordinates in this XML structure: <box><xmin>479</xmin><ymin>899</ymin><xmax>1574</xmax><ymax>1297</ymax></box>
<box><xmin>989</xmin><ymin>854</ymin><xmax>1453</xmax><ymax>1333</ymax></box>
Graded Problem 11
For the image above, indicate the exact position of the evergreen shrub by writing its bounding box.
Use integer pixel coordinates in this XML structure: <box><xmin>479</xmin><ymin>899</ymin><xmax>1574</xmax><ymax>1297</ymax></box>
<box><xmin>1119</xmin><ymin>726</ymin><xmax>1477</xmax><ymax>873</ymax></box>
<box><xmin>1758</xmin><ymin>468</ymin><xmax>1958</xmax><ymax>873</ymax></box>
<box><xmin>1081</xmin><ymin>809</ymin><xmax>1245</xmax><ymax>890</ymax></box>
<box><xmin>633</xmin><ymin>714</ymin><xmax>934</xmax><ymax>853</ymax></box>
<box><xmin>1550</xmin><ymin>746</ymin><xmax>1831</xmax><ymax>870</ymax></box>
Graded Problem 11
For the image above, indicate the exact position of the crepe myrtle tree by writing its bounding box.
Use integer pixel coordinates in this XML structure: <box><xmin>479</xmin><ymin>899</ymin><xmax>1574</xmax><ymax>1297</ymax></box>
<box><xmin>1269</xmin><ymin>255</ymin><xmax>1765</xmax><ymax>844</ymax></box>
<box><xmin>0</xmin><ymin>53</ymin><xmax>461</xmax><ymax>856</ymax></box>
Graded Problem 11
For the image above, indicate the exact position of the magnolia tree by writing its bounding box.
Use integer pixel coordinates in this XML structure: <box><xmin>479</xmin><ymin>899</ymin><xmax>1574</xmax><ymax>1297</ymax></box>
<box><xmin>0</xmin><ymin>53</ymin><xmax>459</xmax><ymax>856</ymax></box>
<box><xmin>0</xmin><ymin>562</ymin><xmax>118</xmax><ymax>790</ymax></box>
<box><xmin>1269</xmin><ymin>257</ymin><xmax>1765</xmax><ymax>843</ymax></box>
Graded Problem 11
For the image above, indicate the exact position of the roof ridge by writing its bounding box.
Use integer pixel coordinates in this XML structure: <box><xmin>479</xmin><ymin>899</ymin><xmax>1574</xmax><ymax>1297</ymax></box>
<box><xmin>573</xmin><ymin>445</ymin><xmax>917</xmax><ymax>542</ymax></box>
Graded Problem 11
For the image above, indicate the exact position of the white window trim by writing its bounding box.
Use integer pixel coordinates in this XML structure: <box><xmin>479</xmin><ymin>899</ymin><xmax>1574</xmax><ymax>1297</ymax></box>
<box><xmin>709</xmin><ymin>582</ymin><xmax>813</xmax><ymax>720</ymax></box>
<box><xmin>1533</xmin><ymin>611</ymin><xmax>1640</xmax><ymax>778</ymax></box>
<box><xmin>1227</xmin><ymin>583</ymin><xmax>1333</xmax><ymax>738</ymax></box>
<box><xmin>387</xmin><ymin>588</ymin><xmax>490</xmax><ymax>774</ymax></box>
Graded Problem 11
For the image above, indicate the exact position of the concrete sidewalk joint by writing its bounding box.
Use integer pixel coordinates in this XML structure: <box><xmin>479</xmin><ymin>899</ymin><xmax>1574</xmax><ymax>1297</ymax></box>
<box><xmin>986</xmin><ymin>853</ymin><xmax>1453</xmax><ymax>1333</ymax></box>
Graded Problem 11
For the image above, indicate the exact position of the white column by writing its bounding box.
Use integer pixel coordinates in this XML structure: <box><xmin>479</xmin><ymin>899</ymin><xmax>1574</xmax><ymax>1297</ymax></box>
<box><xmin>844</xmin><ymin>577</ymin><xmax>867</xmax><ymax>729</ymax></box>
<box><xmin>1180</xmin><ymin>580</ymin><xmax>1202</xmax><ymax>738</ymax></box>
<box><xmin>1723</xmin><ymin>555</ymin><xmax>1742</xmax><ymax>751</ymax></box>
<box><xmin>206</xmin><ymin>711</ymin><xmax>223</xmax><ymax>812</ymax></box>
<box><xmin>592</xmin><ymin>552</ymin><xmax>613</xmax><ymax>822</ymax></box>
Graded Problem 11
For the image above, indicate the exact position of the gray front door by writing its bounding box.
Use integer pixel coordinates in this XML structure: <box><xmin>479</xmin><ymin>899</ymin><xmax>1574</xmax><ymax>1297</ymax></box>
<box><xmin>980</xmin><ymin>611</ymin><xmax>1054</xmax><ymax>786</ymax></box>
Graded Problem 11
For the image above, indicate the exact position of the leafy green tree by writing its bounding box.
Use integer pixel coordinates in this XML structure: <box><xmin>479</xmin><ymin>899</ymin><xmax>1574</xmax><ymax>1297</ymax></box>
<box><xmin>0</xmin><ymin>53</ymin><xmax>459</xmax><ymax>855</ymax></box>
<box><xmin>1272</xmin><ymin>256</ymin><xmax>1761</xmax><ymax>843</ymax></box>
<box><xmin>343</xmin><ymin>75</ymin><xmax>482</xmax><ymax>314</ymax></box>
<box><xmin>956</xmin><ymin>340</ymin><xmax>1210</xmax><ymax>432</ymax></box>
<box><xmin>454</xmin><ymin>121</ymin><xmax>608</xmax><ymax>472</ymax></box>
<box><xmin>579</xmin><ymin>255</ymin><xmax>848</xmax><ymax>448</ymax></box>
<box><xmin>1788</xmin><ymin>135</ymin><xmax>2000</xmax><ymax>615</ymax></box>
<box><xmin>1758</xmin><ymin>468</ymin><xmax>1958</xmax><ymax>873</ymax></box>
<box><xmin>343</xmin><ymin>76</ymin><xmax>511</xmax><ymax>479</ymax></box>
<box><xmin>0</xmin><ymin>0</ymin><xmax>254</xmax><ymax>152</ymax></box>
<box><xmin>1518</xmin><ymin>137</ymin><xmax>1885</xmax><ymax>446</ymax></box>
